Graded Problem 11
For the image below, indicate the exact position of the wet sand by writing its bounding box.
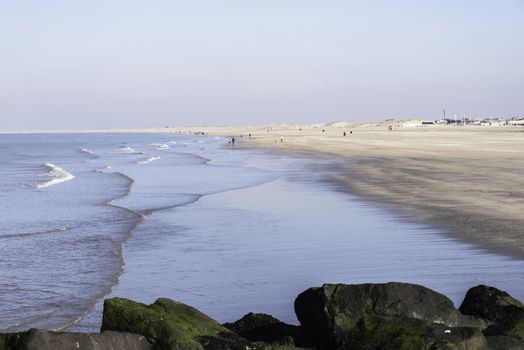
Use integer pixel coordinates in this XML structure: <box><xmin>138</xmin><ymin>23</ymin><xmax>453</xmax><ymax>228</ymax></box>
<box><xmin>15</xmin><ymin>125</ymin><xmax>524</xmax><ymax>258</ymax></box>
<box><xmin>194</xmin><ymin>125</ymin><xmax>524</xmax><ymax>259</ymax></box>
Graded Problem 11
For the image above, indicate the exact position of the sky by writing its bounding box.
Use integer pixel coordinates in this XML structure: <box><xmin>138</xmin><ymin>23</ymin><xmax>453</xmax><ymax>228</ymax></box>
<box><xmin>1</xmin><ymin>0</ymin><xmax>523</xmax><ymax>129</ymax></box>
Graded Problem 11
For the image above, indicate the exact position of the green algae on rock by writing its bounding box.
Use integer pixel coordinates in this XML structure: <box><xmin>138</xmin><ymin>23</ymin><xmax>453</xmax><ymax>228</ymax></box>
<box><xmin>5</xmin><ymin>282</ymin><xmax>524</xmax><ymax>350</ymax></box>
<box><xmin>343</xmin><ymin>316</ymin><xmax>487</xmax><ymax>350</ymax></box>
<box><xmin>101</xmin><ymin>297</ymin><xmax>251</xmax><ymax>350</ymax></box>
<box><xmin>460</xmin><ymin>285</ymin><xmax>524</xmax><ymax>342</ymax></box>
<box><xmin>294</xmin><ymin>282</ymin><xmax>486</xmax><ymax>349</ymax></box>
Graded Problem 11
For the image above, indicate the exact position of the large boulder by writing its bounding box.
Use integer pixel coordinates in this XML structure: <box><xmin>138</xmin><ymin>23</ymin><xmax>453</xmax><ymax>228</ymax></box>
<box><xmin>459</xmin><ymin>285</ymin><xmax>524</xmax><ymax>340</ymax></box>
<box><xmin>101</xmin><ymin>297</ymin><xmax>251</xmax><ymax>350</ymax></box>
<box><xmin>223</xmin><ymin>313</ymin><xmax>311</xmax><ymax>347</ymax></box>
<box><xmin>0</xmin><ymin>329</ymin><xmax>151</xmax><ymax>350</ymax></box>
<box><xmin>294</xmin><ymin>282</ymin><xmax>485</xmax><ymax>349</ymax></box>
<box><xmin>342</xmin><ymin>316</ymin><xmax>487</xmax><ymax>350</ymax></box>
<box><xmin>486</xmin><ymin>335</ymin><xmax>524</xmax><ymax>350</ymax></box>
<box><xmin>0</xmin><ymin>332</ymin><xmax>28</xmax><ymax>350</ymax></box>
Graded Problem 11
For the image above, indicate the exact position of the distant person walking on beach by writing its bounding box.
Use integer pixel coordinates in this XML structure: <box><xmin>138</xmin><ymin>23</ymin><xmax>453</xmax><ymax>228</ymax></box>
<box><xmin>343</xmin><ymin>131</ymin><xmax>346</xmax><ymax>136</ymax></box>
<box><xmin>231</xmin><ymin>137</ymin><xmax>235</xmax><ymax>147</ymax></box>
<box><xmin>280</xmin><ymin>136</ymin><xmax>284</xmax><ymax>142</ymax></box>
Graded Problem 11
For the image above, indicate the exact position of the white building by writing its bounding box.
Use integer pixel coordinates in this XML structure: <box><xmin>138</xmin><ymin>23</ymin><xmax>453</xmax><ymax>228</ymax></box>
<box><xmin>508</xmin><ymin>119</ymin><xmax>524</xmax><ymax>126</ymax></box>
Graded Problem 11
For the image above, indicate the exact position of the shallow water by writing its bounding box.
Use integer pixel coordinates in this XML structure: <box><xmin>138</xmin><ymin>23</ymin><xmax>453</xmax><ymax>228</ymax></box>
<box><xmin>1</xmin><ymin>133</ymin><xmax>524</xmax><ymax>332</ymax></box>
<box><xmin>91</xmin><ymin>149</ymin><xmax>524</xmax><ymax>327</ymax></box>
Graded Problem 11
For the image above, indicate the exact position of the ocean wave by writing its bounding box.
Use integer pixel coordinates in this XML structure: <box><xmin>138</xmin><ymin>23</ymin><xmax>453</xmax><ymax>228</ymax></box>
<box><xmin>92</xmin><ymin>166</ymin><xmax>112</xmax><ymax>173</ymax></box>
<box><xmin>168</xmin><ymin>141</ymin><xmax>177</xmax><ymax>144</ymax></box>
<box><xmin>137</xmin><ymin>156</ymin><xmax>161</xmax><ymax>164</ymax></box>
<box><xmin>36</xmin><ymin>163</ymin><xmax>75</xmax><ymax>189</ymax></box>
<box><xmin>0</xmin><ymin>227</ymin><xmax>70</xmax><ymax>239</ymax></box>
<box><xmin>115</xmin><ymin>146</ymin><xmax>144</xmax><ymax>154</ymax></box>
<box><xmin>80</xmin><ymin>148</ymin><xmax>97</xmax><ymax>156</ymax></box>
<box><xmin>0</xmin><ymin>315</ymin><xmax>50</xmax><ymax>332</ymax></box>
<box><xmin>151</xmin><ymin>143</ymin><xmax>170</xmax><ymax>151</ymax></box>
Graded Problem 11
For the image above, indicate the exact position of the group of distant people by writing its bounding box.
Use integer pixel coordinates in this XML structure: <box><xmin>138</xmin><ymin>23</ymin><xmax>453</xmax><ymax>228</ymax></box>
<box><xmin>230</xmin><ymin>133</ymin><xmax>253</xmax><ymax>147</ymax></box>
<box><xmin>229</xmin><ymin>128</ymin><xmax>355</xmax><ymax>148</ymax></box>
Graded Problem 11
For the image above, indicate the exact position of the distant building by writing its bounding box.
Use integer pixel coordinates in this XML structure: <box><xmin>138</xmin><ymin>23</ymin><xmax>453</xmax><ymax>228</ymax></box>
<box><xmin>468</xmin><ymin>119</ymin><xmax>482</xmax><ymax>126</ymax></box>
<box><xmin>441</xmin><ymin>118</ymin><xmax>462</xmax><ymax>125</ymax></box>
<box><xmin>481</xmin><ymin>118</ymin><xmax>506</xmax><ymax>127</ymax></box>
<box><xmin>508</xmin><ymin>119</ymin><xmax>524</xmax><ymax>126</ymax></box>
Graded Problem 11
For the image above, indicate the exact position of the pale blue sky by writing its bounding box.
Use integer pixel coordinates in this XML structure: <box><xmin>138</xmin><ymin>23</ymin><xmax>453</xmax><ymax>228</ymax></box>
<box><xmin>1</xmin><ymin>1</ymin><xmax>523</xmax><ymax>129</ymax></box>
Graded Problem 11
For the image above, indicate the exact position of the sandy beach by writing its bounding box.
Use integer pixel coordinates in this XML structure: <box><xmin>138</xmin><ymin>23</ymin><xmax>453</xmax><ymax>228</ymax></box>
<box><xmin>5</xmin><ymin>123</ymin><xmax>523</xmax><ymax>259</ymax></box>
<box><xmin>179</xmin><ymin>124</ymin><xmax>524</xmax><ymax>259</ymax></box>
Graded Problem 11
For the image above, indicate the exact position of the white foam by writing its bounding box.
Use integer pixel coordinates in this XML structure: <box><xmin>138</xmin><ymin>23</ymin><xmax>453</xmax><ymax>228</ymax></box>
<box><xmin>137</xmin><ymin>156</ymin><xmax>161</xmax><ymax>164</ymax></box>
<box><xmin>168</xmin><ymin>141</ymin><xmax>177</xmax><ymax>145</ymax></box>
<box><xmin>115</xmin><ymin>146</ymin><xmax>143</xmax><ymax>154</ymax></box>
<box><xmin>93</xmin><ymin>166</ymin><xmax>111</xmax><ymax>173</ymax></box>
<box><xmin>151</xmin><ymin>143</ymin><xmax>170</xmax><ymax>151</ymax></box>
<box><xmin>36</xmin><ymin>163</ymin><xmax>75</xmax><ymax>188</ymax></box>
<box><xmin>80</xmin><ymin>148</ymin><xmax>95</xmax><ymax>155</ymax></box>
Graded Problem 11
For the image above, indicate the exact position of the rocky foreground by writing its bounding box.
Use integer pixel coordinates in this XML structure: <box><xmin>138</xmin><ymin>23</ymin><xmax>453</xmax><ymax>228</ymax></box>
<box><xmin>1</xmin><ymin>282</ymin><xmax>524</xmax><ymax>350</ymax></box>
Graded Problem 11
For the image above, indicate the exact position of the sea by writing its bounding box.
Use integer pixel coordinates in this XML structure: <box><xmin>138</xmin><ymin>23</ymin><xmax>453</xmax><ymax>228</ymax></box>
<box><xmin>1</xmin><ymin>132</ymin><xmax>523</xmax><ymax>333</ymax></box>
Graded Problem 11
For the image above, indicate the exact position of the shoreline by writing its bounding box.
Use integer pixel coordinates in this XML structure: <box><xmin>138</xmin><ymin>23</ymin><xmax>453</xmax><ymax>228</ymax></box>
<box><xmin>3</xmin><ymin>129</ymin><xmax>524</xmax><ymax>336</ymax></box>
<box><xmin>217</xmin><ymin>126</ymin><xmax>524</xmax><ymax>260</ymax></box>
<box><xmin>6</xmin><ymin>125</ymin><xmax>522</xmax><ymax>259</ymax></box>
<box><xmin>13</xmin><ymin>125</ymin><xmax>521</xmax><ymax>260</ymax></box>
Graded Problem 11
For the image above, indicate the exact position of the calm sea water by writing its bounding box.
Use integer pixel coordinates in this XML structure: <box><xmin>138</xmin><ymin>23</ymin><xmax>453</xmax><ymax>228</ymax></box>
<box><xmin>1</xmin><ymin>133</ymin><xmax>524</xmax><ymax>332</ymax></box>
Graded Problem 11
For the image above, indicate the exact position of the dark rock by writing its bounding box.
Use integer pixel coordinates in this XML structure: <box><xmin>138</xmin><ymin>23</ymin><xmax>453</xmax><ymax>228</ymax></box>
<box><xmin>459</xmin><ymin>285</ymin><xmax>524</xmax><ymax>323</ymax></box>
<box><xmin>428</xmin><ymin>324</ymin><xmax>487</xmax><ymax>350</ymax></box>
<box><xmin>486</xmin><ymin>335</ymin><xmax>524</xmax><ymax>350</ymax></box>
<box><xmin>101</xmin><ymin>297</ymin><xmax>252</xmax><ymax>350</ymax></box>
<box><xmin>294</xmin><ymin>282</ymin><xmax>485</xmax><ymax>349</ymax></box>
<box><xmin>0</xmin><ymin>329</ymin><xmax>151</xmax><ymax>350</ymax></box>
<box><xmin>0</xmin><ymin>331</ymin><xmax>30</xmax><ymax>350</ymax></box>
<box><xmin>341</xmin><ymin>316</ymin><xmax>487</xmax><ymax>350</ymax></box>
<box><xmin>459</xmin><ymin>285</ymin><xmax>524</xmax><ymax>340</ymax></box>
<box><xmin>223</xmin><ymin>313</ymin><xmax>311</xmax><ymax>347</ymax></box>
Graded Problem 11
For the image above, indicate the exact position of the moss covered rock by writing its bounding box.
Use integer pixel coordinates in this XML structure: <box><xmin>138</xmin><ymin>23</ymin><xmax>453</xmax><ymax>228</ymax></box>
<box><xmin>459</xmin><ymin>285</ymin><xmax>524</xmax><ymax>341</ymax></box>
<box><xmin>294</xmin><ymin>283</ymin><xmax>485</xmax><ymax>349</ymax></box>
<box><xmin>101</xmin><ymin>297</ymin><xmax>251</xmax><ymax>350</ymax></box>
<box><xmin>486</xmin><ymin>335</ymin><xmax>524</xmax><ymax>350</ymax></box>
<box><xmin>343</xmin><ymin>316</ymin><xmax>487</xmax><ymax>350</ymax></box>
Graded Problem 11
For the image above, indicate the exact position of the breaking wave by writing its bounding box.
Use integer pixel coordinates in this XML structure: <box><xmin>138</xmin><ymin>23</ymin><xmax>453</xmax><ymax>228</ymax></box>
<box><xmin>115</xmin><ymin>146</ymin><xmax>144</xmax><ymax>154</ymax></box>
<box><xmin>137</xmin><ymin>157</ymin><xmax>161</xmax><ymax>164</ymax></box>
<box><xmin>36</xmin><ymin>163</ymin><xmax>75</xmax><ymax>189</ymax></box>
<box><xmin>151</xmin><ymin>143</ymin><xmax>170</xmax><ymax>151</ymax></box>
